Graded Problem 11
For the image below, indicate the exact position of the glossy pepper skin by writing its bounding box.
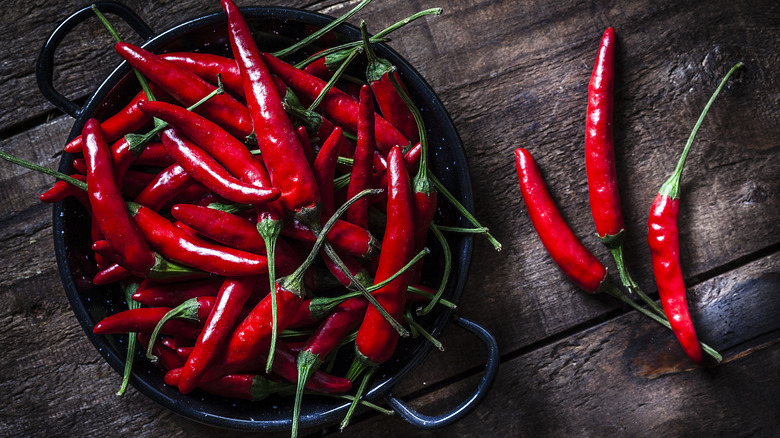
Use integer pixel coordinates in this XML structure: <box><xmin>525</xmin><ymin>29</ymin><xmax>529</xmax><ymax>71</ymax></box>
<box><xmin>83</xmin><ymin>119</ymin><xmax>156</xmax><ymax>276</ymax></box>
<box><xmin>346</xmin><ymin>85</ymin><xmax>376</xmax><ymax>229</ymax></box>
<box><xmin>177</xmin><ymin>275</ymin><xmax>259</xmax><ymax>394</ymax></box>
<box><xmin>355</xmin><ymin>146</ymin><xmax>415</xmax><ymax>365</ymax></box>
<box><xmin>128</xmin><ymin>202</ymin><xmax>269</xmax><ymax>277</ymax></box>
<box><xmin>159</xmin><ymin>128</ymin><xmax>280</xmax><ymax>205</ymax></box>
<box><xmin>222</xmin><ymin>0</ymin><xmax>320</xmax><ymax>215</ymax></box>
<box><xmin>648</xmin><ymin>195</ymin><xmax>704</xmax><ymax>364</ymax></box>
<box><xmin>515</xmin><ymin>148</ymin><xmax>607</xmax><ymax>293</ymax></box>
<box><xmin>585</xmin><ymin>27</ymin><xmax>625</xmax><ymax>242</ymax></box>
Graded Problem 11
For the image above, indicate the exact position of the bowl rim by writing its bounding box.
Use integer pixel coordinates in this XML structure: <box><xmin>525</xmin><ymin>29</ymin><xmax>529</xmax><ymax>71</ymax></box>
<box><xmin>52</xmin><ymin>5</ymin><xmax>475</xmax><ymax>432</ymax></box>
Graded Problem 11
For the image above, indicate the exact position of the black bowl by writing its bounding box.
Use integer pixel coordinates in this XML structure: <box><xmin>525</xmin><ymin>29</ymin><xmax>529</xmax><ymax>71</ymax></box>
<box><xmin>42</xmin><ymin>2</ymin><xmax>497</xmax><ymax>432</ymax></box>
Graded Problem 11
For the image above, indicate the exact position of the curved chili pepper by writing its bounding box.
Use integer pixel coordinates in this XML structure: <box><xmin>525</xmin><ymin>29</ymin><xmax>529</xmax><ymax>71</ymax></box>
<box><xmin>648</xmin><ymin>63</ymin><xmax>741</xmax><ymax>364</ymax></box>
<box><xmin>137</xmin><ymin>100</ymin><xmax>273</xmax><ymax>189</ymax></box>
<box><xmin>346</xmin><ymin>85</ymin><xmax>376</xmax><ymax>229</ymax></box>
<box><xmin>133</xmin><ymin>163</ymin><xmax>194</xmax><ymax>212</ymax></box>
<box><xmin>515</xmin><ymin>148</ymin><xmax>607</xmax><ymax>292</ymax></box>
<box><xmin>361</xmin><ymin>22</ymin><xmax>418</xmax><ymax>143</ymax></box>
<box><xmin>177</xmin><ymin>276</ymin><xmax>259</xmax><ymax>394</ymax></box>
<box><xmin>83</xmin><ymin>119</ymin><xmax>156</xmax><ymax>276</ymax></box>
<box><xmin>93</xmin><ymin>306</ymin><xmax>206</xmax><ymax>339</ymax></box>
<box><xmin>128</xmin><ymin>202</ymin><xmax>269</xmax><ymax>277</ymax></box>
<box><xmin>159</xmin><ymin>128</ymin><xmax>280</xmax><ymax>205</ymax></box>
<box><xmin>260</xmin><ymin>52</ymin><xmax>410</xmax><ymax>154</ymax></box>
<box><xmin>160</xmin><ymin>52</ymin><xmax>245</xmax><ymax>98</ymax></box>
<box><xmin>222</xmin><ymin>0</ymin><xmax>320</xmax><ymax>216</ymax></box>
<box><xmin>63</xmin><ymin>89</ymin><xmax>152</xmax><ymax>154</ymax></box>
<box><xmin>115</xmin><ymin>42</ymin><xmax>253</xmax><ymax>140</ymax></box>
<box><xmin>39</xmin><ymin>174</ymin><xmax>89</xmax><ymax>206</ymax></box>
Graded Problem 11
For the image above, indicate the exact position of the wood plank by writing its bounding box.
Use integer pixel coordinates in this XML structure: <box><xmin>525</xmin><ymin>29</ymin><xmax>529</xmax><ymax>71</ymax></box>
<box><xmin>322</xmin><ymin>252</ymin><xmax>780</xmax><ymax>437</ymax></box>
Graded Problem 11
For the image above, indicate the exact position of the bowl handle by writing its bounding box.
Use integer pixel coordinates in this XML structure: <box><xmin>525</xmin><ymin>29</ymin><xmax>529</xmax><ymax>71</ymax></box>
<box><xmin>383</xmin><ymin>314</ymin><xmax>499</xmax><ymax>429</ymax></box>
<box><xmin>36</xmin><ymin>1</ymin><xmax>154</xmax><ymax>118</ymax></box>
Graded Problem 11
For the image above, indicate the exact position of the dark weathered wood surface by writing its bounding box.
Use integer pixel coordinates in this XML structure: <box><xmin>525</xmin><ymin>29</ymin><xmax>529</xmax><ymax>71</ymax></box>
<box><xmin>1</xmin><ymin>0</ymin><xmax>778</xmax><ymax>437</ymax></box>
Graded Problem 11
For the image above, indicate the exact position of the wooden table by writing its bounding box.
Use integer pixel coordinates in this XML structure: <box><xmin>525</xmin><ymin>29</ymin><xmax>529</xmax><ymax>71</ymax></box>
<box><xmin>1</xmin><ymin>0</ymin><xmax>778</xmax><ymax>436</ymax></box>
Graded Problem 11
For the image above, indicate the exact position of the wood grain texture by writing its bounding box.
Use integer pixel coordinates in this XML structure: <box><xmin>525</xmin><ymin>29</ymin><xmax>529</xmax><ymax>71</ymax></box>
<box><xmin>0</xmin><ymin>0</ymin><xmax>778</xmax><ymax>436</ymax></box>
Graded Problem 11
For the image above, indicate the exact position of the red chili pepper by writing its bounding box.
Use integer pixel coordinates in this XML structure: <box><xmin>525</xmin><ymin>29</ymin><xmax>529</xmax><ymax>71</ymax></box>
<box><xmin>346</xmin><ymin>85</ymin><xmax>376</xmax><ymax>229</ymax></box>
<box><xmin>114</xmin><ymin>42</ymin><xmax>253</xmax><ymax>140</ymax></box>
<box><xmin>160</xmin><ymin>52</ymin><xmax>245</xmax><ymax>98</ymax></box>
<box><xmin>292</xmin><ymin>297</ymin><xmax>368</xmax><ymax>435</ymax></box>
<box><xmin>128</xmin><ymin>202</ymin><xmax>269</xmax><ymax>277</ymax></box>
<box><xmin>312</xmin><ymin>127</ymin><xmax>346</xmax><ymax>218</ymax></box>
<box><xmin>93</xmin><ymin>306</ymin><xmax>206</xmax><ymax>339</ymax></box>
<box><xmin>341</xmin><ymin>146</ymin><xmax>414</xmax><ymax>429</ymax></box>
<box><xmin>295</xmin><ymin>125</ymin><xmax>314</xmax><ymax>164</ymax></box>
<box><xmin>585</xmin><ymin>28</ymin><xmax>624</xmax><ymax>242</ymax></box>
<box><xmin>222</xmin><ymin>0</ymin><xmax>320</xmax><ymax>216</ymax></box>
<box><xmin>177</xmin><ymin>275</ymin><xmax>259</xmax><ymax>394</ymax></box>
<box><xmin>159</xmin><ymin>128</ymin><xmax>280</xmax><ymax>205</ymax></box>
<box><xmin>648</xmin><ymin>63</ymin><xmax>741</xmax><ymax>364</ymax></box>
<box><xmin>63</xmin><ymin>89</ymin><xmax>152</xmax><ymax>154</ymax></box>
<box><xmin>83</xmin><ymin>119</ymin><xmax>156</xmax><ymax>276</ymax></box>
<box><xmin>132</xmin><ymin>278</ymin><xmax>224</xmax><ymax>307</ymax></box>
<box><xmin>361</xmin><ymin>22</ymin><xmax>418</xmax><ymax>143</ymax></box>
<box><xmin>39</xmin><ymin>174</ymin><xmax>89</xmax><ymax>206</ymax></box>
<box><xmin>165</xmin><ymin>368</ymin><xmax>294</xmax><ymax>401</ymax></box>
<box><xmin>281</xmin><ymin>216</ymin><xmax>380</xmax><ymax>259</ymax></box>
<box><xmin>133</xmin><ymin>164</ymin><xmax>194</xmax><ymax>212</ymax></box>
<box><xmin>353</xmin><ymin>146</ymin><xmax>414</xmax><ymax>365</ymax></box>
<box><xmin>137</xmin><ymin>100</ymin><xmax>273</xmax><ymax>190</ymax></box>
<box><xmin>260</xmin><ymin>52</ymin><xmax>410</xmax><ymax>154</ymax></box>
<box><xmin>169</xmin><ymin>204</ymin><xmax>302</xmax><ymax>276</ymax></box>
<box><xmin>515</xmin><ymin>148</ymin><xmax>607</xmax><ymax>292</ymax></box>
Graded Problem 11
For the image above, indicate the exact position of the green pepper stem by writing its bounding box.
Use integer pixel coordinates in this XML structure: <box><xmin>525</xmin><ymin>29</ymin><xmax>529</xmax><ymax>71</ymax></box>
<box><xmin>117</xmin><ymin>281</ymin><xmax>141</xmax><ymax>396</ymax></box>
<box><xmin>0</xmin><ymin>151</ymin><xmax>87</xmax><ymax>191</ymax></box>
<box><xmin>272</xmin><ymin>0</ymin><xmax>373</xmax><ymax>58</ymax></box>
<box><xmin>431</xmin><ymin>174</ymin><xmax>502</xmax><ymax>251</ymax></box>
<box><xmin>404</xmin><ymin>311</ymin><xmax>444</xmax><ymax>351</ymax></box>
<box><xmin>307</xmin><ymin>48</ymin><xmax>362</xmax><ymax>112</ymax></box>
<box><xmin>419</xmin><ymin>224</ymin><xmax>451</xmax><ymax>316</ymax></box>
<box><xmin>659</xmin><ymin>62</ymin><xmax>743</xmax><ymax>199</ymax></box>
<box><xmin>257</xmin><ymin>218</ymin><xmax>283</xmax><ymax>374</ymax></box>
<box><xmin>340</xmin><ymin>366</ymin><xmax>376</xmax><ymax>431</ymax></box>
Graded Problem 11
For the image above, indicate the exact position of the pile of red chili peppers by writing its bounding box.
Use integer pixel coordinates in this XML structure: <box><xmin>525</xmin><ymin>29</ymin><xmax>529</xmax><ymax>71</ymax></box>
<box><xmin>515</xmin><ymin>28</ymin><xmax>742</xmax><ymax>365</ymax></box>
<box><xmin>0</xmin><ymin>1</ymin><xmax>503</xmax><ymax>435</ymax></box>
